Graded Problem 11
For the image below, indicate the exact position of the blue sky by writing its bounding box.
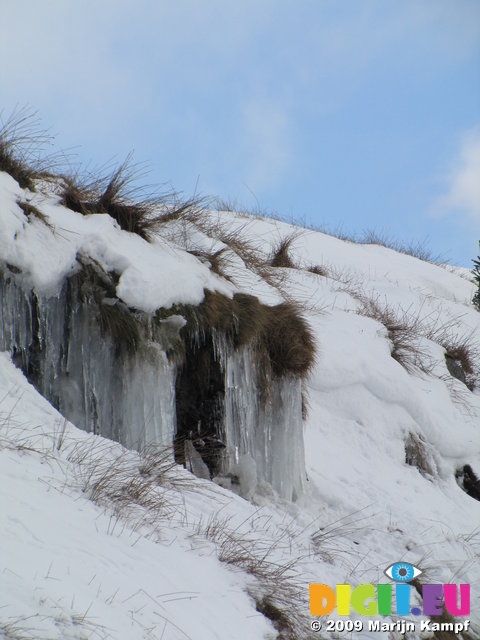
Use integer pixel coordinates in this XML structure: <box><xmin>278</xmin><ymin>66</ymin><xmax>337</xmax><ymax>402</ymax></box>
<box><xmin>2</xmin><ymin>0</ymin><xmax>480</xmax><ymax>264</ymax></box>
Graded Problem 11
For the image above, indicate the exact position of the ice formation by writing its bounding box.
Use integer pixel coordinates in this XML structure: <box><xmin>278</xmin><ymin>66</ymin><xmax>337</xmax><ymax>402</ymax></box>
<box><xmin>222</xmin><ymin>344</ymin><xmax>305</xmax><ymax>500</ymax></box>
<box><xmin>0</xmin><ymin>267</ymin><xmax>307</xmax><ymax>500</ymax></box>
<box><xmin>0</xmin><ymin>270</ymin><xmax>177</xmax><ymax>450</ymax></box>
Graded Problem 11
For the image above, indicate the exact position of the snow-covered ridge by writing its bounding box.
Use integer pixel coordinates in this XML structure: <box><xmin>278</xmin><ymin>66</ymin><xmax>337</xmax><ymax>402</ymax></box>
<box><xmin>0</xmin><ymin>171</ymin><xmax>233</xmax><ymax>308</ymax></box>
<box><xmin>2</xmin><ymin>161</ymin><xmax>480</xmax><ymax>639</ymax></box>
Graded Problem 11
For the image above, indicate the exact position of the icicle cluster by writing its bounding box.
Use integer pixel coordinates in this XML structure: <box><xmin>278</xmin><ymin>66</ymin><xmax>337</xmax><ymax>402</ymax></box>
<box><xmin>1</xmin><ymin>271</ymin><xmax>306</xmax><ymax>500</ymax></box>
<box><xmin>215</xmin><ymin>335</ymin><xmax>305</xmax><ymax>501</ymax></box>
<box><xmin>0</xmin><ymin>271</ymin><xmax>176</xmax><ymax>450</ymax></box>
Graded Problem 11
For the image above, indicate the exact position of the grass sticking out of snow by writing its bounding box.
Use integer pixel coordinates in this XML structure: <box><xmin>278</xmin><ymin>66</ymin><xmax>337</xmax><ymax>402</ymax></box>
<box><xmin>155</xmin><ymin>289</ymin><xmax>316</xmax><ymax>379</ymax></box>
<box><xmin>194</xmin><ymin>513</ymin><xmax>316</xmax><ymax>640</ymax></box>
<box><xmin>269</xmin><ymin>233</ymin><xmax>300</xmax><ymax>270</ymax></box>
<box><xmin>0</xmin><ymin>108</ymin><xmax>49</xmax><ymax>191</ymax></box>
<box><xmin>60</xmin><ymin>159</ymin><xmax>206</xmax><ymax>242</ymax></box>
<box><xmin>69</xmin><ymin>440</ymin><xmax>198</xmax><ymax>529</ymax></box>
<box><xmin>345</xmin><ymin>289</ymin><xmax>480</xmax><ymax>387</ymax></box>
<box><xmin>357</xmin><ymin>294</ymin><xmax>433</xmax><ymax>374</ymax></box>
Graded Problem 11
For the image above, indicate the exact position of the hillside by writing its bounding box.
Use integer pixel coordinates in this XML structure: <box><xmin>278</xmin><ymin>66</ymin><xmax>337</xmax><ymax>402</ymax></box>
<box><xmin>1</xmin><ymin>155</ymin><xmax>479</xmax><ymax>639</ymax></box>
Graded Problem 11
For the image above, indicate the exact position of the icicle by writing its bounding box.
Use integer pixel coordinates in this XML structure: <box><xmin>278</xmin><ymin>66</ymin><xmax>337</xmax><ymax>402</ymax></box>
<box><xmin>0</xmin><ymin>271</ymin><xmax>176</xmax><ymax>452</ymax></box>
<box><xmin>217</xmin><ymin>334</ymin><xmax>306</xmax><ymax>501</ymax></box>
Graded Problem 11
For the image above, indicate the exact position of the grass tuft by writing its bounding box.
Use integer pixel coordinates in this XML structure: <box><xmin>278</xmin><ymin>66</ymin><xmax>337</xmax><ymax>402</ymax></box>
<box><xmin>156</xmin><ymin>289</ymin><xmax>316</xmax><ymax>379</ymax></box>
<box><xmin>359</xmin><ymin>229</ymin><xmax>445</xmax><ymax>263</ymax></box>
<box><xmin>357</xmin><ymin>294</ymin><xmax>432</xmax><ymax>374</ymax></box>
<box><xmin>307</xmin><ymin>265</ymin><xmax>327</xmax><ymax>277</ymax></box>
<box><xmin>270</xmin><ymin>234</ymin><xmax>299</xmax><ymax>269</ymax></box>
<box><xmin>353</xmin><ymin>290</ymin><xmax>480</xmax><ymax>390</ymax></box>
<box><xmin>17</xmin><ymin>199</ymin><xmax>50</xmax><ymax>226</ymax></box>
<box><xmin>70</xmin><ymin>441</ymin><xmax>195</xmax><ymax>525</ymax></box>
<box><xmin>0</xmin><ymin>107</ymin><xmax>51</xmax><ymax>190</ymax></box>
<box><xmin>439</xmin><ymin>333</ymin><xmax>478</xmax><ymax>390</ymax></box>
<box><xmin>264</xmin><ymin>302</ymin><xmax>316</xmax><ymax>378</ymax></box>
<box><xmin>60</xmin><ymin>158</ymin><xmax>205</xmax><ymax>241</ymax></box>
<box><xmin>184</xmin><ymin>214</ymin><xmax>271</xmax><ymax>282</ymax></box>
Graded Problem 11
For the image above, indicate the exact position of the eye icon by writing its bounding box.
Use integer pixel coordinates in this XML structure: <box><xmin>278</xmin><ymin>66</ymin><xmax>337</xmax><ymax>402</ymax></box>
<box><xmin>384</xmin><ymin>562</ymin><xmax>422</xmax><ymax>582</ymax></box>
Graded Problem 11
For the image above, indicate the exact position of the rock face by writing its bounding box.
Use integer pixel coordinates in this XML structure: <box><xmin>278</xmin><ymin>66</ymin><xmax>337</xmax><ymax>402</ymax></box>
<box><xmin>445</xmin><ymin>354</ymin><xmax>468</xmax><ymax>386</ymax></box>
<box><xmin>0</xmin><ymin>268</ymin><xmax>306</xmax><ymax>500</ymax></box>
<box><xmin>456</xmin><ymin>464</ymin><xmax>480</xmax><ymax>501</ymax></box>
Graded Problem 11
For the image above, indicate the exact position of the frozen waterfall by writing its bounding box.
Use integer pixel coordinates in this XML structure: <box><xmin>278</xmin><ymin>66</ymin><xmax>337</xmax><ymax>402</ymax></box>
<box><xmin>0</xmin><ymin>269</ymin><xmax>306</xmax><ymax>501</ymax></box>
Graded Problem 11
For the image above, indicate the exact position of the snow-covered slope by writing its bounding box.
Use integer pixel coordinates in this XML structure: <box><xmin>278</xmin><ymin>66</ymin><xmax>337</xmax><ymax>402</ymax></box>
<box><xmin>1</xmin><ymin>168</ymin><xmax>480</xmax><ymax>639</ymax></box>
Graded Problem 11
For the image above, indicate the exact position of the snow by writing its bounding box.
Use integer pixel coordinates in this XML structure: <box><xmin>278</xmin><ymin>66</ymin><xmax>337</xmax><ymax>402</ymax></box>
<box><xmin>0</xmin><ymin>172</ymin><xmax>233</xmax><ymax>309</ymax></box>
<box><xmin>1</xmin><ymin>170</ymin><xmax>480</xmax><ymax>638</ymax></box>
<box><xmin>0</xmin><ymin>354</ymin><xmax>278</xmax><ymax>640</ymax></box>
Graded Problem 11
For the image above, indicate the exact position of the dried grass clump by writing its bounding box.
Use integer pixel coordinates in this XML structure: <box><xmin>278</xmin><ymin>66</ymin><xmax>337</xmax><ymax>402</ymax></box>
<box><xmin>61</xmin><ymin>159</ymin><xmax>205</xmax><ymax>241</ymax></box>
<box><xmin>196</xmin><ymin>290</ymin><xmax>239</xmax><ymax>337</ymax></box>
<box><xmin>356</xmin><ymin>292</ymin><xmax>480</xmax><ymax>390</ymax></box>
<box><xmin>439</xmin><ymin>335</ymin><xmax>478</xmax><ymax>390</ymax></box>
<box><xmin>216</xmin><ymin>228</ymin><xmax>265</xmax><ymax>273</ymax></box>
<box><xmin>60</xmin><ymin>176</ymin><xmax>95</xmax><ymax>215</ymax></box>
<box><xmin>0</xmin><ymin>618</ymin><xmax>42</xmax><ymax>640</ymax></box>
<box><xmin>264</xmin><ymin>302</ymin><xmax>316</xmax><ymax>378</ymax></box>
<box><xmin>443</xmin><ymin>338</ymin><xmax>479</xmax><ymax>374</ymax></box>
<box><xmin>357</xmin><ymin>295</ymin><xmax>431</xmax><ymax>374</ymax></box>
<box><xmin>360</xmin><ymin>229</ymin><xmax>444</xmax><ymax>263</ymax></box>
<box><xmin>0</xmin><ymin>108</ymin><xmax>51</xmax><ymax>191</ymax></box>
<box><xmin>212</xmin><ymin>197</ymin><xmax>238</xmax><ymax>212</ymax></box>
<box><xmin>424</xmin><ymin>319</ymin><xmax>480</xmax><ymax>390</ymax></box>
<box><xmin>182</xmin><ymin>210</ymin><xmax>296</xmax><ymax>295</ymax></box>
<box><xmin>307</xmin><ymin>265</ymin><xmax>328</xmax><ymax>277</ymax></box>
<box><xmin>60</xmin><ymin>163</ymin><xmax>155</xmax><ymax>240</ymax></box>
<box><xmin>231</xmin><ymin>292</ymin><xmax>268</xmax><ymax>348</ymax></box>
<box><xmin>70</xmin><ymin>441</ymin><xmax>197</xmax><ymax>528</ymax></box>
<box><xmin>186</xmin><ymin>214</ymin><xmax>269</xmax><ymax>278</ymax></box>
<box><xmin>270</xmin><ymin>234</ymin><xmax>298</xmax><ymax>269</ymax></box>
<box><xmin>310</xmin><ymin>224</ymin><xmax>443</xmax><ymax>264</ymax></box>
<box><xmin>157</xmin><ymin>290</ymin><xmax>316</xmax><ymax>379</ymax></box>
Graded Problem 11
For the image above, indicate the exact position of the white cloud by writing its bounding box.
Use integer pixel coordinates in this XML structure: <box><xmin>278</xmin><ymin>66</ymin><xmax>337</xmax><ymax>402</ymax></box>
<box><xmin>435</xmin><ymin>128</ymin><xmax>480</xmax><ymax>221</ymax></box>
